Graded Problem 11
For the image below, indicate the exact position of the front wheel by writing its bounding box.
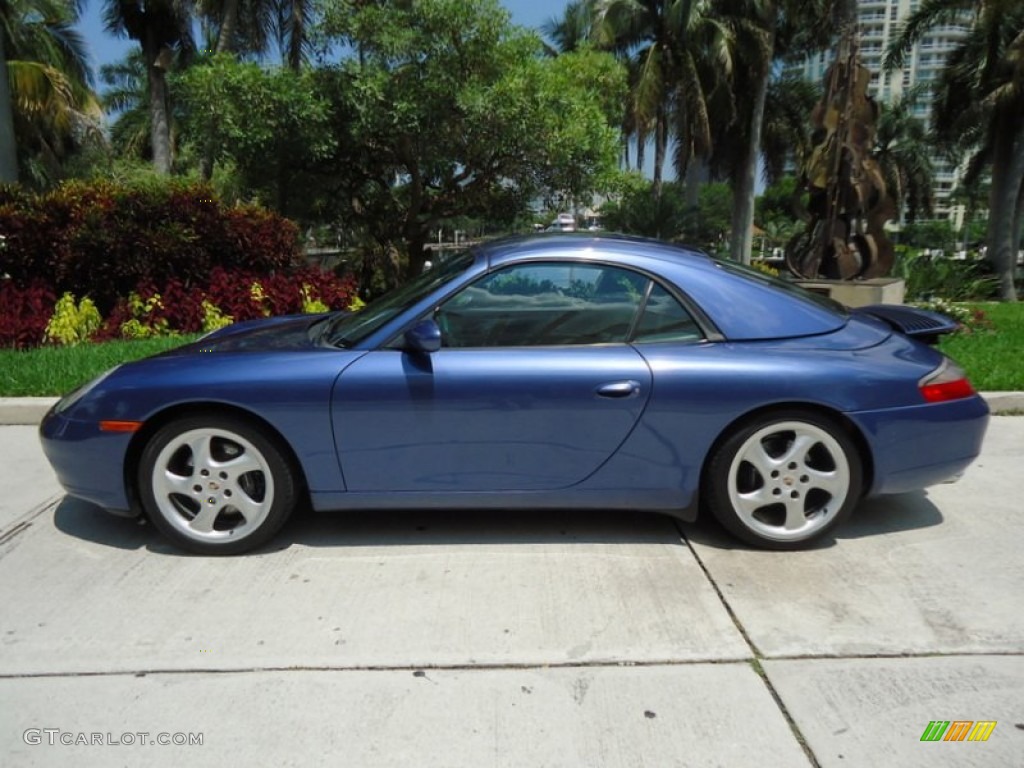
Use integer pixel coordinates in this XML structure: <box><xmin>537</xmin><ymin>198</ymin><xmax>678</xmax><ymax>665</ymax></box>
<box><xmin>138</xmin><ymin>415</ymin><xmax>297</xmax><ymax>555</ymax></box>
<box><xmin>705</xmin><ymin>411</ymin><xmax>863</xmax><ymax>549</ymax></box>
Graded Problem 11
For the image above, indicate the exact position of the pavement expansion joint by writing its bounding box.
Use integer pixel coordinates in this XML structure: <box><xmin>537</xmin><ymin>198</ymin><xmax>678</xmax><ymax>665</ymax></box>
<box><xmin>0</xmin><ymin>495</ymin><xmax>61</xmax><ymax>544</ymax></box>
<box><xmin>675</xmin><ymin>519</ymin><xmax>822</xmax><ymax>768</ymax></box>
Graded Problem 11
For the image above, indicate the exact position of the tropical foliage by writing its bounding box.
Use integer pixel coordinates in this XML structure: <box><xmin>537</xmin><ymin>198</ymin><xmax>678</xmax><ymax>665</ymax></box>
<box><xmin>2</xmin><ymin>0</ymin><xmax>1022</xmax><ymax>305</ymax></box>
<box><xmin>1</xmin><ymin>0</ymin><xmax>101</xmax><ymax>184</ymax></box>
<box><xmin>886</xmin><ymin>0</ymin><xmax>1024</xmax><ymax>300</ymax></box>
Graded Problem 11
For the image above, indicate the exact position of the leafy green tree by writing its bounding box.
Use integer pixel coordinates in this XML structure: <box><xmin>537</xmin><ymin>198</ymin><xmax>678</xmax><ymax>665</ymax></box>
<box><xmin>1</xmin><ymin>0</ymin><xmax>99</xmax><ymax>184</ymax></box>
<box><xmin>600</xmin><ymin>174</ymin><xmax>689</xmax><ymax>240</ymax></box>
<box><xmin>174</xmin><ymin>55</ymin><xmax>333</xmax><ymax>214</ymax></box>
<box><xmin>887</xmin><ymin>0</ymin><xmax>1024</xmax><ymax>300</ymax></box>
<box><xmin>321</xmin><ymin>0</ymin><xmax>625</xmax><ymax>277</ymax></box>
<box><xmin>189</xmin><ymin>0</ymin><xmax>315</xmax><ymax>180</ymax></box>
<box><xmin>899</xmin><ymin>220</ymin><xmax>957</xmax><ymax>253</ymax></box>
<box><xmin>600</xmin><ymin>175</ymin><xmax>732</xmax><ymax>250</ymax></box>
<box><xmin>756</xmin><ymin>175</ymin><xmax>801</xmax><ymax>225</ymax></box>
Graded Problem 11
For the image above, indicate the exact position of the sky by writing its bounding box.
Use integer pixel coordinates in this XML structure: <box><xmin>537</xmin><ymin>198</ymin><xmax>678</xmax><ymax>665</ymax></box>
<box><xmin>78</xmin><ymin>1</ymin><xmax>573</xmax><ymax>79</ymax></box>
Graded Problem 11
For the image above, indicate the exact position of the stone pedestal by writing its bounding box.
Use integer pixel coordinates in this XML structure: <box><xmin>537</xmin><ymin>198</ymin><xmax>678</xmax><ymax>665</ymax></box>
<box><xmin>794</xmin><ymin>278</ymin><xmax>905</xmax><ymax>307</ymax></box>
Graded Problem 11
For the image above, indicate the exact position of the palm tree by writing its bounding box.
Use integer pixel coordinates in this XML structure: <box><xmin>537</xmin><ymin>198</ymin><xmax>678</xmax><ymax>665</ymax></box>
<box><xmin>758</xmin><ymin>75</ymin><xmax>819</xmax><ymax>185</ymax></box>
<box><xmin>873</xmin><ymin>89</ymin><xmax>935</xmax><ymax>223</ymax></box>
<box><xmin>1</xmin><ymin>0</ymin><xmax>99</xmax><ymax>183</ymax></box>
<box><xmin>887</xmin><ymin>0</ymin><xmax>1024</xmax><ymax>301</ymax></box>
<box><xmin>99</xmin><ymin>50</ymin><xmax>150</xmax><ymax>160</ymax></box>
<box><xmin>103</xmin><ymin>0</ymin><xmax>195</xmax><ymax>174</ymax></box>
<box><xmin>197</xmin><ymin>0</ymin><xmax>313</xmax><ymax>68</ymax></box>
<box><xmin>1</xmin><ymin>22</ymin><xmax>18</xmax><ymax>182</ymax></box>
<box><xmin>715</xmin><ymin>0</ymin><xmax>832</xmax><ymax>263</ymax></box>
<box><xmin>542</xmin><ymin>0</ymin><xmax>594</xmax><ymax>56</ymax></box>
<box><xmin>587</xmin><ymin>0</ymin><xmax>739</xmax><ymax>198</ymax></box>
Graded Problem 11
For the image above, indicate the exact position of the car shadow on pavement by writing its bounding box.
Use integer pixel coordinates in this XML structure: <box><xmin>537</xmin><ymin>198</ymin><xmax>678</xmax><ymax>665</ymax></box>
<box><xmin>52</xmin><ymin>496</ymin><xmax>173</xmax><ymax>553</ymax></box>
<box><xmin>272</xmin><ymin>507</ymin><xmax>682</xmax><ymax>551</ymax></box>
<box><xmin>51</xmin><ymin>492</ymin><xmax>944</xmax><ymax>556</ymax></box>
<box><xmin>678</xmin><ymin>490</ymin><xmax>944</xmax><ymax>551</ymax></box>
<box><xmin>51</xmin><ymin>499</ymin><xmax>687</xmax><ymax>555</ymax></box>
<box><xmin>838</xmin><ymin>491</ymin><xmax>944</xmax><ymax>539</ymax></box>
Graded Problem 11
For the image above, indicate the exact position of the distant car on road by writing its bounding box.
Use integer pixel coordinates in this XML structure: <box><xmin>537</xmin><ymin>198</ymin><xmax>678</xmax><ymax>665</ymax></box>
<box><xmin>546</xmin><ymin>213</ymin><xmax>576</xmax><ymax>232</ymax></box>
<box><xmin>40</xmin><ymin>234</ymin><xmax>988</xmax><ymax>554</ymax></box>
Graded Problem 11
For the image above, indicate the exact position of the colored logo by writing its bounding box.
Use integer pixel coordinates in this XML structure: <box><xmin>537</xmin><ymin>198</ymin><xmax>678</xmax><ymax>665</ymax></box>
<box><xmin>920</xmin><ymin>721</ymin><xmax>997</xmax><ymax>742</ymax></box>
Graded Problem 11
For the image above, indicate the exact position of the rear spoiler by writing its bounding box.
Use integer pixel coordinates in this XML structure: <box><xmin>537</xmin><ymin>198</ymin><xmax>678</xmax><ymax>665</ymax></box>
<box><xmin>851</xmin><ymin>304</ymin><xmax>959</xmax><ymax>345</ymax></box>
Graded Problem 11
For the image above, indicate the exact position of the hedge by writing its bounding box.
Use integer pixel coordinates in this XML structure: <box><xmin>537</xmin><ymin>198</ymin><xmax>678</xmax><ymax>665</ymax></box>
<box><xmin>0</xmin><ymin>179</ymin><xmax>302</xmax><ymax>311</ymax></box>
<box><xmin>0</xmin><ymin>180</ymin><xmax>358</xmax><ymax>349</ymax></box>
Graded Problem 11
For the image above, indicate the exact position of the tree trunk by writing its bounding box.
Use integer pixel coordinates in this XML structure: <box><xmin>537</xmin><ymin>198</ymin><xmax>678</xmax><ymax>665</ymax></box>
<box><xmin>0</xmin><ymin>35</ymin><xmax>19</xmax><ymax>183</ymax></box>
<box><xmin>147</xmin><ymin>41</ymin><xmax>173</xmax><ymax>175</ymax></box>
<box><xmin>832</xmin><ymin>0</ymin><xmax>858</xmax><ymax>29</ymax></box>
<box><xmin>684</xmin><ymin>159</ymin><xmax>706</xmax><ymax>210</ymax></box>
<box><xmin>730</xmin><ymin>18</ymin><xmax>774</xmax><ymax>265</ymax></box>
<box><xmin>405</xmin><ymin>235</ymin><xmax>428</xmax><ymax>280</ymax></box>
<box><xmin>216</xmin><ymin>0</ymin><xmax>240</xmax><ymax>54</ymax></box>
<box><xmin>987</xmin><ymin>120</ymin><xmax>1023</xmax><ymax>301</ymax></box>
<box><xmin>653</xmin><ymin>106</ymin><xmax>666</xmax><ymax>198</ymax></box>
<box><xmin>199</xmin><ymin>0</ymin><xmax>242</xmax><ymax>181</ymax></box>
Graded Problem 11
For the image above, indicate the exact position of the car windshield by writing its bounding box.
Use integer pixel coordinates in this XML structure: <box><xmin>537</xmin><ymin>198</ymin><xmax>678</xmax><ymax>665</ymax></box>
<box><xmin>713</xmin><ymin>259</ymin><xmax>848</xmax><ymax>317</ymax></box>
<box><xmin>325</xmin><ymin>252</ymin><xmax>476</xmax><ymax>347</ymax></box>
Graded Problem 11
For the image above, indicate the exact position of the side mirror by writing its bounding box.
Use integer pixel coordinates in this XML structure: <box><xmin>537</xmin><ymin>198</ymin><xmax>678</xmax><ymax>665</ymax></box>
<box><xmin>404</xmin><ymin>318</ymin><xmax>442</xmax><ymax>354</ymax></box>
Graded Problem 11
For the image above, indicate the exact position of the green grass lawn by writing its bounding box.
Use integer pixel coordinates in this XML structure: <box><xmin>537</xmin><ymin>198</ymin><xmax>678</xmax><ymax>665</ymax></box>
<box><xmin>939</xmin><ymin>302</ymin><xmax>1024</xmax><ymax>391</ymax></box>
<box><xmin>0</xmin><ymin>302</ymin><xmax>1021</xmax><ymax>397</ymax></box>
<box><xmin>0</xmin><ymin>336</ymin><xmax>198</xmax><ymax>397</ymax></box>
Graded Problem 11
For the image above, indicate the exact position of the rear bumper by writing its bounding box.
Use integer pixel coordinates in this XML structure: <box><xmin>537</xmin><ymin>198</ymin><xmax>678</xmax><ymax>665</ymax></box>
<box><xmin>848</xmin><ymin>394</ymin><xmax>989</xmax><ymax>496</ymax></box>
<box><xmin>38</xmin><ymin>406</ymin><xmax>133</xmax><ymax>513</ymax></box>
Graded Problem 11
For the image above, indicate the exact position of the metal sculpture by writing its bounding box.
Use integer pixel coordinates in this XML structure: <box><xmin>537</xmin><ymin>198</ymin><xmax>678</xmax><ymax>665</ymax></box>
<box><xmin>786</xmin><ymin>31</ymin><xmax>897</xmax><ymax>280</ymax></box>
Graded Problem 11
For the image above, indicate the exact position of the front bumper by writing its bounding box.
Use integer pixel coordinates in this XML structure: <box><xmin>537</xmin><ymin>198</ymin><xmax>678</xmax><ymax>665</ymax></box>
<box><xmin>848</xmin><ymin>394</ymin><xmax>990</xmax><ymax>496</ymax></box>
<box><xmin>38</xmin><ymin>406</ymin><xmax>135</xmax><ymax>513</ymax></box>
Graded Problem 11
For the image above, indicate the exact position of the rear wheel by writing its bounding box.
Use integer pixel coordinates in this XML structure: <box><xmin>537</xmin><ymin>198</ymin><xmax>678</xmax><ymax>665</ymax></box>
<box><xmin>705</xmin><ymin>411</ymin><xmax>862</xmax><ymax>549</ymax></box>
<box><xmin>138</xmin><ymin>415</ymin><xmax>297</xmax><ymax>555</ymax></box>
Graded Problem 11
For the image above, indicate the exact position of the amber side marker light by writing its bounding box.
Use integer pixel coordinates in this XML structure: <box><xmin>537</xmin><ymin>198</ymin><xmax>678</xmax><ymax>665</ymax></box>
<box><xmin>919</xmin><ymin>360</ymin><xmax>976</xmax><ymax>403</ymax></box>
<box><xmin>99</xmin><ymin>420</ymin><xmax>143</xmax><ymax>433</ymax></box>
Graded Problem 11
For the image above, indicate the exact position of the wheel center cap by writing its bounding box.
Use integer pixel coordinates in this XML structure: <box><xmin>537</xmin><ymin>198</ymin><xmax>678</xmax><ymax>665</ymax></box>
<box><xmin>208</xmin><ymin>482</ymin><xmax>220</xmax><ymax>491</ymax></box>
<box><xmin>783</xmin><ymin>476</ymin><xmax>794</xmax><ymax>486</ymax></box>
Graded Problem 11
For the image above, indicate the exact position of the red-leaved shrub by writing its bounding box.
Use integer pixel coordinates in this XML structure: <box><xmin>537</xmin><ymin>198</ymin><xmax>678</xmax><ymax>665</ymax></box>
<box><xmin>0</xmin><ymin>280</ymin><xmax>56</xmax><ymax>349</ymax></box>
<box><xmin>0</xmin><ymin>180</ymin><xmax>302</xmax><ymax>312</ymax></box>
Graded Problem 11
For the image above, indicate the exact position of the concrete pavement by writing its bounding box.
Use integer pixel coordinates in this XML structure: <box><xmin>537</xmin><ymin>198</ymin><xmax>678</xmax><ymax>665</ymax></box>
<box><xmin>0</xmin><ymin>419</ymin><xmax>1022</xmax><ymax>767</ymax></box>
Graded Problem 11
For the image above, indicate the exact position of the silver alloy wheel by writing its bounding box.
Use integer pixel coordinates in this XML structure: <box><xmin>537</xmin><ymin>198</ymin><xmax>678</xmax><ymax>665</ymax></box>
<box><xmin>150</xmin><ymin>427</ymin><xmax>275</xmax><ymax>545</ymax></box>
<box><xmin>726</xmin><ymin>420</ymin><xmax>851</xmax><ymax>543</ymax></box>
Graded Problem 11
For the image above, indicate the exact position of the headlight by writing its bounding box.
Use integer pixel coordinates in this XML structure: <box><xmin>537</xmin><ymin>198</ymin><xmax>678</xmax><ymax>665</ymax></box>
<box><xmin>55</xmin><ymin>365</ymin><xmax>121</xmax><ymax>415</ymax></box>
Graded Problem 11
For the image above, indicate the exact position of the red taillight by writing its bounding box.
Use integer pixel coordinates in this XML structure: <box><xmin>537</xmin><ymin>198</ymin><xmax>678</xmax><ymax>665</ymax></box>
<box><xmin>919</xmin><ymin>360</ymin><xmax>976</xmax><ymax>403</ymax></box>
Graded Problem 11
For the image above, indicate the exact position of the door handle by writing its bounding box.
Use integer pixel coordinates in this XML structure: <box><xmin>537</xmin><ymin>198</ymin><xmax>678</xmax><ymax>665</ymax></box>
<box><xmin>595</xmin><ymin>380</ymin><xmax>640</xmax><ymax>398</ymax></box>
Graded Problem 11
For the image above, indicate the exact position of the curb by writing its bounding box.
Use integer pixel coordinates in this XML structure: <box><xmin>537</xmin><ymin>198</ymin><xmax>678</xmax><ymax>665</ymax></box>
<box><xmin>2</xmin><ymin>393</ymin><xmax>1022</xmax><ymax>427</ymax></box>
<box><xmin>0</xmin><ymin>398</ymin><xmax>58</xmax><ymax>426</ymax></box>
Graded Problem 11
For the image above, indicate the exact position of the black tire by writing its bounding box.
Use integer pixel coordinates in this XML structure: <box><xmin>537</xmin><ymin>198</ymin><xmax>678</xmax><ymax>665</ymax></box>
<box><xmin>705</xmin><ymin>410</ymin><xmax>862</xmax><ymax>550</ymax></box>
<box><xmin>138</xmin><ymin>414</ymin><xmax>297</xmax><ymax>555</ymax></box>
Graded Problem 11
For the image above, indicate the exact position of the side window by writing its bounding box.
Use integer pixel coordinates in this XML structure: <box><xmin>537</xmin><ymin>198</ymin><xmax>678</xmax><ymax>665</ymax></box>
<box><xmin>436</xmin><ymin>263</ymin><xmax>648</xmax><ymax>347</ymax></box>
<box><xmin>632</xmin><ymin>283</ymin><xmax>703</xmax><ymax>343</ymax></box>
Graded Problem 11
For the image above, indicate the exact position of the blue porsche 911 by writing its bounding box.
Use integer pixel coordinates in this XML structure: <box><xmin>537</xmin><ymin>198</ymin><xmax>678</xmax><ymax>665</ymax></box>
<box><xmin>40</xmin><ymin>234</ymin><xmax>989</xmax><ymax>554</ymax></box>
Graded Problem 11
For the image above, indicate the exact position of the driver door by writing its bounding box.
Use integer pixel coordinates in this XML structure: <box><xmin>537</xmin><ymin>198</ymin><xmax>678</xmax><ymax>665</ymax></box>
<box><xmin>331</xmin><ymin>262</ymin><xmax>655</xmax><ymax>493</ymax></box>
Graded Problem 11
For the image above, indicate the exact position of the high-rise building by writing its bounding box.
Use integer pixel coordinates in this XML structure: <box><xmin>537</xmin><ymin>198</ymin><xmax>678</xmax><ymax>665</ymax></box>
<box><xmin>791</xmin><ymin>0</ymin><xmax>972</xmax><ymax>222</ymax></box>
